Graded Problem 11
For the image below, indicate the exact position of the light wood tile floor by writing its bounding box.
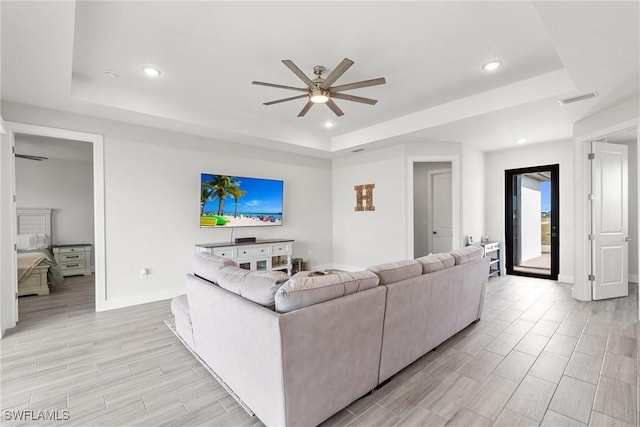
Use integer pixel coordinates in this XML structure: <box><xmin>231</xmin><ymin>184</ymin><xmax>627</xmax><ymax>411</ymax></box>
<box><xmin>1</xmin><ymin>275</ymin><xmax>638</xmax><ymax>426</ymax></box>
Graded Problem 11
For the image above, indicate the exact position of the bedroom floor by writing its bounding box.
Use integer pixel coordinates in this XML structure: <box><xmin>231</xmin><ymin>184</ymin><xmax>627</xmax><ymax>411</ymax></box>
<box><xmin>1</xmin><ymin>276</ymin><xmax>638</xmax><ymax>426</ymax></box>
<box><xmin>15</xmin><ymin>274</ymin><xmax>95</xmax><ymax>328</ymax></box>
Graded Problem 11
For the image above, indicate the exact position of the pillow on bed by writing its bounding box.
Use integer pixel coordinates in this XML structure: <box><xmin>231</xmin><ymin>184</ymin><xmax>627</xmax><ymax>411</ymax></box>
<box><xmin>16</xmin><ymin>233</ymin><xmax>49</xmax><ymax>250</ymax></box>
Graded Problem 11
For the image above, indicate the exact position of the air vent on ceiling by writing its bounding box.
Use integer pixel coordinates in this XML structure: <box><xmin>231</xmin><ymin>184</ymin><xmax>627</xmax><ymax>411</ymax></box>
<box><xmin>558</xmin><ymin>92</ymin><xmax>597</xmax><ymax>106</ymax></box>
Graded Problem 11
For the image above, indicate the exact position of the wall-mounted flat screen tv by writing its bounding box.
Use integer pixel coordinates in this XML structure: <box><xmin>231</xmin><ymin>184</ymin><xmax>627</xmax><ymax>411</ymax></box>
<box><xmin>200</xmin><ymin>174</ymin><xmax>284</xmax><ymax>228</ymax></box>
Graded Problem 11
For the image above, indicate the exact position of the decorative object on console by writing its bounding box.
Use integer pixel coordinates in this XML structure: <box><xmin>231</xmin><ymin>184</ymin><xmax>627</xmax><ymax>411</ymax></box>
<box><xmin>252</xmin><ymin>58</ymin><xmax>386</xmax><ymax>117</ymax></box>
<box><xmin>354</xmin><ymin>183</ymin><xmax>375</xmax><ymax>211</ymax></box>
<box><xmin>200</xmin><ymin>174</ymin><xmax>283</xmax><ymax>228</ymax></box>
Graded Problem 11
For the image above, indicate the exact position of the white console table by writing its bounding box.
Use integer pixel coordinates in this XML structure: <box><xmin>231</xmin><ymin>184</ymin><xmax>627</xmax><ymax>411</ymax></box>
<box><xmin>196</xmin><ymin>239</ymin><xmax>294</xmax><ymax>276</ymax></box>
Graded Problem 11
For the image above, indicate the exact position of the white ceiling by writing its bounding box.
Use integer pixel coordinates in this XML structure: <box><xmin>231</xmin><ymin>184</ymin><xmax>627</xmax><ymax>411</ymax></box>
<box><xmin>15</xmin><ymin>134</ymin><xmax>93</xmax><ymax>162</ymax></box>
<box><xmin>1</xmin><ymin>1</ymin><xmax>638</xmax><ymax>158</ymax></box>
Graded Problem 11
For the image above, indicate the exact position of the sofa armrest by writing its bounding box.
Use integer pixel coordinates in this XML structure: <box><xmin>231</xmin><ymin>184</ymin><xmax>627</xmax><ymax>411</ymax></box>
<box><xmin>279</xmin><ymin>286</ymin><xmax>386</xmax><ymax>427</ymax></box>
<box><xmin>185</xmin><ymin>274</ymin><xmax>286</xmax><ymax>426</ymax></box>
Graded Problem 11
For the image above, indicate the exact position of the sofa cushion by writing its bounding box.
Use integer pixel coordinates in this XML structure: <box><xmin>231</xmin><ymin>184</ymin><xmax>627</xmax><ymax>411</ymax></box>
<box><xmin>275</xmin><ymin>271</ymin><xmax>380</xmax><ymax>313</ymax></box>
<box><xmin>449</xmin><ymin>245</ymin><xmax>484</xmax><ymax>265</ymax></box>
<box><xmin>416</xmin><ymin>253</ymin><xmax>455</xmax><ymax>273</ymax></box>
<box><xmin>217</xmin><ymin>266</ymin><xmax>289</xmax><ymax>307</ymax></box>
<box><xmin>193</xmin><ymin>252</ymin><xmax>237</xmax><ymax>283</ymax></box>
<box><xmin>367</xmin><ymin>260</ymin><xmax>422</xmax><ymax>285</ymax></box>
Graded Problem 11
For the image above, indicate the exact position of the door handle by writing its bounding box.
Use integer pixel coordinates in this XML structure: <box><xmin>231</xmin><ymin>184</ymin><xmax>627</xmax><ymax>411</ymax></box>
<box><xmin>625</xmin><ymin>237</ymin><xmax>631</xmax><ymax>242</ymax></box>
<box><xmin>433</xmin><ymin>231</ymin><xmax>438</xmax><ymax>235</ymax></box>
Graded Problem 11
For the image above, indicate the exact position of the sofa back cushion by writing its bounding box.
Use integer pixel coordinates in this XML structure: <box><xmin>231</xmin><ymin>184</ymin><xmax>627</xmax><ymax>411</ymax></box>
<box><xmin>275</xmin><ymin>271</ymin><xmax>380</xmax><ymax>313</ymax></box>
<box><xmin>217</xmin><ymin>266</ymin><xmax>289</xmax><ymax>307</ymax></box>
<box><xmin>193</xmin><ymin>252</ymin><xmax>237</xmax><ymax>283</ymax></box>
<box><xmin>449</xmin><ymin>245</ymin><xmax>484</xmax><ymax>265</ymax></box>
<box><xmin>415</xmin><ymin>253</ymin><xmax>455</xmax><ymax>273</ymax></box>
<box><xmin>367</xmin><ymin>259</ymin><xmax>422</xmax><ymax>285</ymax></box>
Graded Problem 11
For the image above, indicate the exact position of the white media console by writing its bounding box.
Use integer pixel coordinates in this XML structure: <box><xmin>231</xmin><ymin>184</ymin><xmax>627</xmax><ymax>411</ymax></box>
<box><xmin>195</xmin><ymin>239</ymin><xmax>294</xmax><ymax>276</ymax></box>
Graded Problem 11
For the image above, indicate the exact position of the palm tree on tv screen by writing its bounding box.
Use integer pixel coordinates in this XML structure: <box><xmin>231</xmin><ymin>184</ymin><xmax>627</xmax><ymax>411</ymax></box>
<box><xmin>227</xmin><ymin>185</ymin><xmax>247</xmax><ymax>218</ymax></box>
<box><xmin>200</xmin><ymin>187</ymin><xmax>213</xmax><ymax>215</ymax></box>
<box><xmin>203</xmin><ymin>175</ymin><xmax>240</xmax><ymax>216</ymax></box>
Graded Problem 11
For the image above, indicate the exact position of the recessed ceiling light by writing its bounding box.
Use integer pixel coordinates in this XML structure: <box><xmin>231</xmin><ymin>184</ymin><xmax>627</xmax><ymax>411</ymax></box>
<box><xmin>323</xmin><ymin>121</ymin><xmax>334</xmax><ymax>128</ymax></box>
<box><xmin>103</xmin><ymin>70</ymin><xmax>118</xmax><ymax>79</ymax></box>
<box><xmin>516</xmin><ymin>138</ymin><xmax>527</xmax><ymax>144</ymax></box>
<box><xmin>483</xmin><ymin>61</ymin><xmax>502</xmax><ymax>71</ymax></box>
<box><xmin>142</xmin><ymin>66</ymin><xmax>161</xmax><ymax>77</ymax></box>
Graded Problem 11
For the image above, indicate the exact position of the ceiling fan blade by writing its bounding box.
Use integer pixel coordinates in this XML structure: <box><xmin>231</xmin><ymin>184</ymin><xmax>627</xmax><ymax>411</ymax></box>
<box><xmin>15</xmin><ymin>154</ymin><xmax>47</xmax><ymax>161</ymax></box>
<box><xmin>330</xmin><ymin>92</ymin><xmax>378</xmax><ymax>105</ymax></box>
<box><xmin>263</xmin><ymin>94</ymin><xmax>309</xmax><ymax>106</ymax></box>
<box><xmin>330</xmin><ymin>77</ymin><xmax>386</xmax><ymax>93</ymax></box>
<box><xmin>325</xmin><ymin>99</ymin><xmax>344</xmax><ymax>117</ymax></box>
<box><xmin>320</xmin><ymin>58</ymin><xmax>354</xmax><ymax>90</ymax></box>
<box><xmin>252</xmin><ymin>81</ymin><xmax>308</xmax><ymax>93</ymax></box>
<box><xmin>282</xmin><ymin>60</ymin><xmax>316</xmax><ymax>89</ymax></box>
<box><xmin>297</xmin><ymin>101</ymin><xmax>314</xmax><ymax>117</ymax></box>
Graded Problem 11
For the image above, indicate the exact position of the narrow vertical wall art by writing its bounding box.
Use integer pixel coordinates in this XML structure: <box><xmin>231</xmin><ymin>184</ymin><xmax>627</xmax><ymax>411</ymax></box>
<box><xmin>354</xmin><ymin>184</ymin><xmax>375</xmax><ymax>211</ymax></box>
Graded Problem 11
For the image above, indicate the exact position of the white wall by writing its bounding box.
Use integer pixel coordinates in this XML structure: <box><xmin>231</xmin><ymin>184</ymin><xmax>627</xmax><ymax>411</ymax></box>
<box><xmin>619</xmin><ymin>139</ymin><xmax>638</xmax><ymax>281</ymax></box>
<box><xmin>413</xmin><ymin>161</ymin><xmax>450</xmax><ymax>257</ymax></box>
<box><xmin>2</xmin><ymin>102</ymin><xmax>333</xmax><ymax>310</ymax></box>
<box><xmin>520</xmin><ymin>176</ymin><xmax>542</xmax><ymax>262</ymax></box>
<box><xmin>332</xmin><ymin>145</ymin><xmax>407</xmax><ymax>270</ymax></box>
<box><xmin>332</xmin><ymin>140</ymin><xmax>479</xmax><ymax>270</ymax></box>
<box><xmin>461</xmin><ymin>144</ymin><xmax>486</xmax><ymax>243</ymax></box>
<box><xmin>15</xmin><ymin>147</ymin><xmax>95</xmax><ymax>266</ymax></box>
<box><xmin>485</xmin><ymin>140</ymin><xmax>574</xmax><ymax>282</ymax></box>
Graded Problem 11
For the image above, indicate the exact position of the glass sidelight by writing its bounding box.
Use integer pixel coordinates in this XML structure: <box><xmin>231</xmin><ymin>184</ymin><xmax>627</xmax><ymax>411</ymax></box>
<box><xmin>505</xmin><ymin>165</ymin><xmax>559</xmax><ymax>280</ymax></box>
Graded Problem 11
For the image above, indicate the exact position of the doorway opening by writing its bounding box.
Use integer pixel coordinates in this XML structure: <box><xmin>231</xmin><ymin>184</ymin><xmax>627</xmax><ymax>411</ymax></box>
<box><xmin>14</xmin><ymin>134</ymin><xmax>96</xmax><ymax>326</ymax></box>
<box><xmin>3</xmin><ymin>122</ymin><xmax>105</xmax><ymax>331</ymax></box>
<box><xmin>413</xmin><ymin>162</ymin><xmax>453</xmax><ymax>257</ymax></box>
<box><xmin>505</xmin><ymin>164</ymin><xmax>559</xmax><ymax>280</ymax></box>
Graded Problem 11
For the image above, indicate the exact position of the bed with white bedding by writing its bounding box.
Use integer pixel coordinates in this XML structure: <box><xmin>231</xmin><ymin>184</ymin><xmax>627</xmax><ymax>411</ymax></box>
<box><xmin>16</xmin><ymin>209</ymin><xmax>64</xmax><ymax>296</ymax></box>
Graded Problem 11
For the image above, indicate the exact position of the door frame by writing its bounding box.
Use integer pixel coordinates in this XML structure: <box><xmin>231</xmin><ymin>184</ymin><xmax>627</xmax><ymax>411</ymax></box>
<box><xmin>427</xmin><ymin>168</ymin><xmax>452</xmax><ymax>254</ymax></box>
<box><xmin>3</xmin><ymin>122</ymin><xmax>106</xmax><ymax>330</ymax></box>
<box><xmin>505</xmin><ymin>164</ymin><xmax>560</xmax><ymax>280</ymax></box>
<box><xmin>407</xmin><ymin>156</ymin><xmax>461</xmax><ymax>259</ymax></box>
<box><xmin>573</xmin><ymin>119</ymin><xmax>639</xmax><ymax>302</ymax></box>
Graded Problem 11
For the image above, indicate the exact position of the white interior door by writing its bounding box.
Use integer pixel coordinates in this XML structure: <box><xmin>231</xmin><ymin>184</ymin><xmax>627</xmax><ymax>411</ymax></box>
<box><xmin>592</xmin><ymin>141</ymin><xmax>629</xmax><ymax>300</ymax></box>
<box><xmin>432</xmin><ymin>171</ymin><xmax>452</xmax><ymax>253</ymax></box>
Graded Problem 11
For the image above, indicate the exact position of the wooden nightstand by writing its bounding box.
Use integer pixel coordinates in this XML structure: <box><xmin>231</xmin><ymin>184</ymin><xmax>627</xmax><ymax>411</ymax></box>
<box><xmin>52</xmin><ymin>244</ymin><xmax>92</xmax><ymax>277</ymax></box>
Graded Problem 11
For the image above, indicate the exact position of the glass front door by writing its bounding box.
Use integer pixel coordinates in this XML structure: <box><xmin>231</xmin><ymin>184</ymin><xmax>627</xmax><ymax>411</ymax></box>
<box><xmin>505</xmin><ymin>165</ymin><xmax>559</xmax><ymax>280</ymax></box>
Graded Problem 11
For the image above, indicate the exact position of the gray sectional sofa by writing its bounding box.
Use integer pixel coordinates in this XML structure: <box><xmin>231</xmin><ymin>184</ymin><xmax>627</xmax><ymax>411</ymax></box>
<box><xmin>171</xmin><ymin>245</ymin><xmax>490</xmax><ymax>427</ymax></box>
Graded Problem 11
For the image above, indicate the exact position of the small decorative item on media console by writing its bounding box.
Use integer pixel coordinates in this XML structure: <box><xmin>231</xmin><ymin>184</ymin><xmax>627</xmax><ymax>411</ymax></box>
<box><xmin>481</xmin><ymin>235</ymin><xmax>489</xmax><ymax>243</ymax></box>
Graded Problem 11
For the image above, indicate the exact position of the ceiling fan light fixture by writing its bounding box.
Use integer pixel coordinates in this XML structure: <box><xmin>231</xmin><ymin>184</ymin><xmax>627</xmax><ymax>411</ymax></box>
<box><xmin>310</xmin><ymin>88</ymin><xmax>329</xmax><ymax>104</ymax></box>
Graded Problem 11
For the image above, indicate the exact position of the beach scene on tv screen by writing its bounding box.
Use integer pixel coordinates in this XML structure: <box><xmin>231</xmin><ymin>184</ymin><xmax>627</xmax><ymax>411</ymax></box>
<box><xmin>200</xmin><ymin>174</ymin><xmax>283</xmax><ymax>227</ymax></box>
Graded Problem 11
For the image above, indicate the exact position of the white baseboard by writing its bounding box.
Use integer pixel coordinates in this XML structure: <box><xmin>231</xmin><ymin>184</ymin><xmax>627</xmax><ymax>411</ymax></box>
<box><xmin>96</xmin><ymin>287</ymin><xmax>184</xmax><ymax>312</ymax></box>
<box><xmin>557</xmin><ymin>274</ymin><xmax>573</xmax><ymax>284</ymax></box>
